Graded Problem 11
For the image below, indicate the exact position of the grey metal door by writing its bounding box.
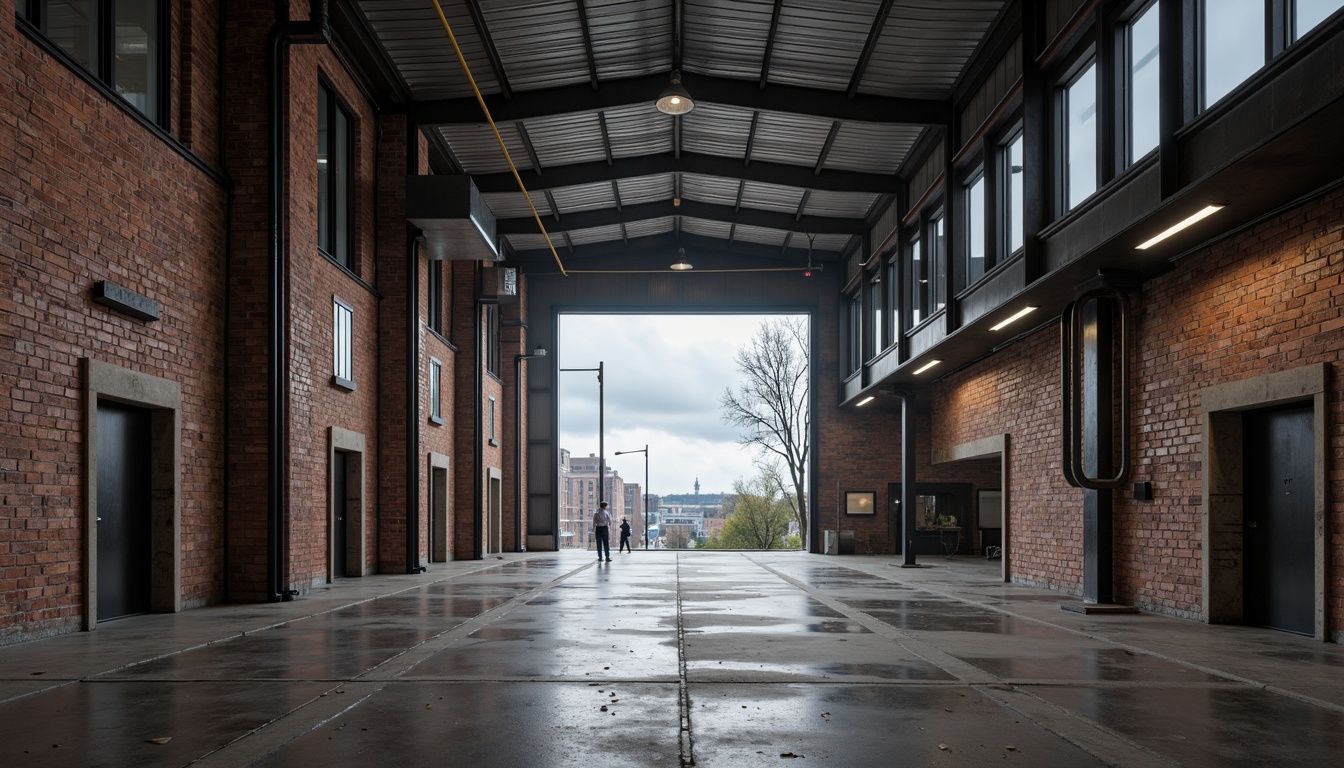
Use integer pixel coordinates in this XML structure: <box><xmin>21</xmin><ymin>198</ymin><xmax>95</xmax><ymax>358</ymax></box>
<box><xmin>333</xmin><ymin>450</ymin><xmax>347</xmax><ymax>577</ymax></box>
<box><xmin>1243</xmin><ymin>404</ymin><xmax>1314</xmax><ymax>635</ymax></box>
<box><xmin>97</xmin><ymin>401</ymin><xmax>152</xmax><ymax>621</ymax></box>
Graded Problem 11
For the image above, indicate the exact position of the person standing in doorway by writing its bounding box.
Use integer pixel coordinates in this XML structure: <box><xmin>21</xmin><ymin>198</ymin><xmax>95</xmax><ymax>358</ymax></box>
<box><xmin>593</xmin><ymin>501</ymin><xmax>613</xmax><ymax>562</ymax></box>
<box><xmin>618</xmin><ymin>517</ymin><xmax>632</xmax><ymax>553</ymax></box>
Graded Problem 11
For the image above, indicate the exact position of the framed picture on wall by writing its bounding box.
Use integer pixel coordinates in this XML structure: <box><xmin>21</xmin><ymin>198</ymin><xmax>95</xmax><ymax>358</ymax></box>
<box><xmin>845</xmin><ymin>491</ymin><xmax>876</xmax><ymax>515</ymax></box>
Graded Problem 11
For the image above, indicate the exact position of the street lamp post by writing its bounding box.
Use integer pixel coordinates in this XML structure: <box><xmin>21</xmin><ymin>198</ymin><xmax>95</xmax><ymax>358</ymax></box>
<box><xmin>560</xmin><ymin>362</ymin><xmax>605</xmax><ymax>547</ymax></box>
<box><xmin>614</xmin><ymin>445</ymin><xmax>648</xmax><ymax>550</ymax></box>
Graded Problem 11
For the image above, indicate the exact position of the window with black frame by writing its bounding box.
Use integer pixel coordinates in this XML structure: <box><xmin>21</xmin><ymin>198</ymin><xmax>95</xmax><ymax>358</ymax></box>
<box><xmin>427</xmin><ymin>262</ymin><xmax>443</xmax><ymax>335</ymax></box>
<box><xmin>19</xmin><ymin>0</ymin><xmax>166</xmax><ymax>124</ymax></box>
<box><xmin>484</xmin><ymin>303</ymin><xmax>500</xmax><ymax>376</ymax></box>
<box><xmin>844</xmin><ymin>291</ymin><xmax>861</xmax><ymax>375</ymax></box>
<box><xmin>318</xmin><ymin>80</ymin><xmax>354</xmax><ymax>270</ymax></box>
<box><xmin>867</xmin><ymin>271</ymin><xmax>883</xmax><ymax>359</ymax></box>
<box><xmin>905</xmin><ymin>213</ymin><xmax>945</xmax><ymax>327</ymax></box>
<box><xmin>1062</xmin><ymin>58</ymin><xmax>1098</xmax><ymax>213</ymax></box>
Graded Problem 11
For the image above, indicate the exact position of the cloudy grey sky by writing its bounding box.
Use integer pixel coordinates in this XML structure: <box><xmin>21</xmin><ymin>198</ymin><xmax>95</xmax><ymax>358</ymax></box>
<box><xmin>557</xmin><ymin>313</ymin><xmax>807</xmax><ymax>497</ymax></box>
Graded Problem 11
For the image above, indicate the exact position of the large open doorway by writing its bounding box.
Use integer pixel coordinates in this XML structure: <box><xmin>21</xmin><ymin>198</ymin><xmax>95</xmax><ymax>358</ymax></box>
<box><xmin>555</xmin><ymin>313</ymin><xmax>811</xmax><ymax>552</ymax></box>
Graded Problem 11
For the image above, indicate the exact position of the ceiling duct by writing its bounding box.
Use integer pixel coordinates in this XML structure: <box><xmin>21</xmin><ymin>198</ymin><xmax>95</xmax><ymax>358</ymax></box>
<box><xmin>406</xmin><ymin>175</ymin><xmax>499</xmax><ymax>261</ymax></box>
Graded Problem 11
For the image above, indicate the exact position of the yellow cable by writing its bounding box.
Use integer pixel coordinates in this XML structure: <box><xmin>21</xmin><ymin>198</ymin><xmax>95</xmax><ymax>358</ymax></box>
<box><xmin>430</xmin><ymin>0</ymin><xmax>568</xmax><ymax>276</ymax></box>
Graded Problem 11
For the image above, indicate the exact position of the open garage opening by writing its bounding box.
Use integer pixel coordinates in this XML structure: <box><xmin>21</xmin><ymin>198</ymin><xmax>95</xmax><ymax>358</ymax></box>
<box><xmin>557</xmin><ymin>313</ymin><xmax>810</xmax><ymax>552</ymax></box>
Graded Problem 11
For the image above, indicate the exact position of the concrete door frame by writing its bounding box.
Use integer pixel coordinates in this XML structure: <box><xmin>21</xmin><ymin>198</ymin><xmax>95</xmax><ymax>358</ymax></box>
<box><xmin>82</xmin><ymin>358</ymin><xmax>182</xmax><ymax>629</ymax></box>
<box><xmin>1201</xmin><ymin>362</ymin><xmax>1328</xmax><ymax>641</ymax></box>
<box><xmin>328</xmin><ymin>427</ymin><xmax>367</xmax><ymax>578</ymax></box>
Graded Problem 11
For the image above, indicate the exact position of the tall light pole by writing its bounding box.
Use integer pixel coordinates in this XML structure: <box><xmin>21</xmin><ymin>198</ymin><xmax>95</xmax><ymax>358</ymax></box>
<box><xmin>560</xmin><ymin>362</ymin><xmax>605</xmax><ymax>524</ymax></box>
<box><xmin>614</xmin><ymin>445</ymin><xmax>648</xmax><ymax>549</ymax></box>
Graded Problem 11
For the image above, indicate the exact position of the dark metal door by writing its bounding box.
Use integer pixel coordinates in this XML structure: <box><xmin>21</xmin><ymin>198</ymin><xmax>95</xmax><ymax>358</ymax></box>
<box><xmin>333</xmin><ymin>450</ymin><xmax>347</xmax><ymax>578</ymax></box>
<box><xmin>1243</xmin><ymin>404</ymin><xmax>1314</xmax><ymax>635</ymax></box>
<box><xmin>97</xmin><ymin>401</ymin><xmax>152</xmax><ymax>621</ymax></box>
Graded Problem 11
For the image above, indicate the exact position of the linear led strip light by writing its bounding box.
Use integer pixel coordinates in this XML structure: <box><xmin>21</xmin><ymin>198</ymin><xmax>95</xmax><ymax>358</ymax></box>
<box><xmin>989</xmin><ymin>306</ymin><xmax>1037</xmax><ymax>332</ymax></box>
<box><xmin>1135</xmin><ymin>205</ymin><xmax>1224</xmax><ymax>250</ymax></box>
<box><xmin>912</xmin><ymin>359</ymin><xmax>941</xmax><ymax>375</ymax></box>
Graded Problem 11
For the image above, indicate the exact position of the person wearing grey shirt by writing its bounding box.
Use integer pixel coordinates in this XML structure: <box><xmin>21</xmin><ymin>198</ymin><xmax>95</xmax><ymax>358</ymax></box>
<box><xmin>592</xmin><ymin>502</ymin><xmax>613</xmax><ymax>562</ymax></box>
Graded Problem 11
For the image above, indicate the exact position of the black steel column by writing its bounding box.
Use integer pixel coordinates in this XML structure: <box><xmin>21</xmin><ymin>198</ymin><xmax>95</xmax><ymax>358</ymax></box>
<box><xmin>1081</xmin><ymin>299</ymin><xmax>1114</xmax><ymax>604</ymax></box>
<box><xmin>900</xmin><ymin>390</ymin><xmax>918</xmax><ymax>566</ymax></box>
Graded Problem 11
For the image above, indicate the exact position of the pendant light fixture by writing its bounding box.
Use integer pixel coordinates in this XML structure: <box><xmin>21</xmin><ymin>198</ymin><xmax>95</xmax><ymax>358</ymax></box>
<box><xmin>656</xmin><ymin>71</ymin><xmax>695</xmax><ymax>115</ymax></box>
<box><xmin>670</xmin><ymin>247</ymin><xmax>693</xmax><ymax>270</ymax></box>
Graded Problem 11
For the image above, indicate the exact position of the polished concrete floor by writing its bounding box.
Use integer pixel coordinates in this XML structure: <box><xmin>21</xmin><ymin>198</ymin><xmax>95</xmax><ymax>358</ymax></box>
<box><xmin>2</xmin><ymin>551</ymin><xmax>1343</xmax><ymax>767</ymax></box>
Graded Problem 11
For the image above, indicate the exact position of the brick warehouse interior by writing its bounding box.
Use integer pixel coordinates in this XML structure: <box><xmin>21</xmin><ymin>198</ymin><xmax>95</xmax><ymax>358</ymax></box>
<box><xmin>3</xmin><ymin>0</ymin><xmax>1344</xmax><ymax>664</ymax></box>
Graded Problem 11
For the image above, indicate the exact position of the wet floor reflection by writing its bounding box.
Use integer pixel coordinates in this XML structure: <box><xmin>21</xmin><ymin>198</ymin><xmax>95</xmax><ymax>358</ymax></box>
<box><xmin>1032</xmin><ymin>684</ymin><xmax>1344</xmax><ymax>766</ymax></box>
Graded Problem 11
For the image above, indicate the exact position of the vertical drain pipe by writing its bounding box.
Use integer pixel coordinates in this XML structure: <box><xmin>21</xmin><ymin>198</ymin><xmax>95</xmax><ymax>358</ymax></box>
<box><xmin>406</xmin><ymin>232</ymin><xmax>423</xmax><ymax>573</ymax></box>
<box><xmin>266</xmin><ymin>1</ymin><xmax>330</xmax><ymax>602</ymax></box>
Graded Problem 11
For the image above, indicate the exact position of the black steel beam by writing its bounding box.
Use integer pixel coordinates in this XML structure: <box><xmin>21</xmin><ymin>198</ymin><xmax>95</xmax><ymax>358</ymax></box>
<box><xmin>508</xmin><ymin>230</ymin><xmax>843</xmax><ymax>268</ymax></box>
<box><xmin>495</xmin><ymin>199</ymin><xmax>862</xmax><ymax>235</ymax></box>
<box><xmin>409</xmin><ymin>73</ymin><xmax>952</xmax><ymax>126</ymax></box>
<box><xmin>847</xmin><ymin>0</ymin><xmax>895</xmax><ymax>98</ymax></box>
<box><xmin>575</xmin><ymin>0</ymin><xmax>600</xmax><ymax>89</ymax></box>
<box><xmin>760</xmin><ymin>0</ymin><xmax>784</xmax><ymax>90</ymax></box>
<box><xmin>471</xmin><ymin>151</ymin><xmax>901</xmax><ymax>194</ymax></box>
<box><xmin>464</xmin><ymin>0</ymin><xmax>511</xmax><ymax>100</ymax></box>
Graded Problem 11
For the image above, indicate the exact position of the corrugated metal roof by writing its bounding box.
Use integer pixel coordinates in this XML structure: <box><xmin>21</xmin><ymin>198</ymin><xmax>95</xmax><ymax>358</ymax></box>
<box><xmin>350</xmin><ymin>0</ymin><xmax>1007</xmax><ymax>263</ymax></box>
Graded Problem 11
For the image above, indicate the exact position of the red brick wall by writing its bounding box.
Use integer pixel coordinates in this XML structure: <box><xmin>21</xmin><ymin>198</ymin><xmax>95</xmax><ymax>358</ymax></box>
<box><xmin>452</xmin><ymin>264</ymin><xmax>483</xmax><ymax>560</ymax></box>
<box><xmin>932</xmin><ymin>186</ymin><xmax>1344</xmax><ymax>631</ymax></box>
<box><xmin>2</xmin><ymin>5</ymin><xmax>229</xmax><ymax>639</ymax></box>
<box><xmin>281</xmin><ymin>41</ymin><xmax>383</xmax><ymax>589</ymax></box>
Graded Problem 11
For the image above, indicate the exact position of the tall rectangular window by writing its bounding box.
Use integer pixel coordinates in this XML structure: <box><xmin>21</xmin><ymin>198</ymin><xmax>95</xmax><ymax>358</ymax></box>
<box><xmin>318</xmin><ymin>81</ymin><xmax>354</xmax><ymax>269</ymax></box>
<box><xmin>883</xmin><ymin>257</ymin><xmax>898</xmax><ymax>347</ymax></box>
<box><xmin>20</xmin><ymin>1</ymin><xmax>165</xmax><ymax>124</ymax></box>
<box><xmin>929</xmin><ymin>215</ymin><xmax>946</xmax><ymax>313</ymax></box>
<box><xmin>427</xmin><ymin>262</ymin><xmax>443</xmax><ymax>335</ymax></box>
<box><xmin>1004</xmin><ymin>133</ymin><xmax>1025</xmax><ymax>255</ymax></box>
<box><xmin>485</xmin><ymin>304</ymin><xmax>500</xmax><ymax>376</ymax></box>
<box><xmin>1202</xmin><ymin>0</ymin><xmax>1264</xmax><ymax>109</ymax></box>
<box><xmin>1065</xmin><ymin>62</ymin><xmax>1098</xmax><ymax>211</ymax></box>
<box><xmin>429</xmin><ymin>358</ymin><xmax>443</xmax><ymax>423</ymax></box>
<box><xmin>333</xmin><ymin>297</ymin><xmax>354</xmax><ymax>389</ymax></box>
<box><xmin>867</xmin><ymin>272</ymin><xmax>883</xmax><ymax>358</ymax></box>
<box><xmin>906</xmin><ymin>232</ymin><xmax>925</xmax><ymax>327</ymax></box>
<box><xmin>1127</xmin><ymin>3</ymin><xmax>1160</xmax><ymax>164</ymax></box>
<box><xmin>488</xmin><ymin>395</ymin><xmax>497</xmax><ymax>444</ymax></box>
<box><xmin>845</xmin><ymin>292</ymin><xmax>861</xmax><ymax>375</ymax></box>
<box><xmin>964</xmin><ymin>174</ymin><xmax>986</xmax><ymax>285</ymax></box>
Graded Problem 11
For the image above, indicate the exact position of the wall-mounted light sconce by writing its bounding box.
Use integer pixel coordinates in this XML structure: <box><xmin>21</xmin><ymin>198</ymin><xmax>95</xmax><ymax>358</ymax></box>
<box><xmin>1135</xmin><ymin>204</ymin><xmax>1224</xmax><ymax>250</ymax></box>
<box><xmin>656</xmin><ymin>71</ymin><xmax>695</xmax><ymax>115</ymax></box>
<box><xmin>912</xmin><ymin>359</ymin><xmax>941</xmax><ymax>375</ymax></box>
<box><xmin>989</xmin><ymin>306</ymin><xmax>1038</xmax><ymax>331</ymax></box>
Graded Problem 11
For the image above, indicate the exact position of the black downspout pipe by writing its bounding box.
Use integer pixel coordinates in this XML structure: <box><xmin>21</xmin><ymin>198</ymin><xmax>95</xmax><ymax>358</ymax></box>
<box><xmin>473</xmin><ymin>265</ymin><xmax>484</xmax><ymax>560</ymax></box>
<box><xmin>267</xmin><ymin>1</ymin><xmax>330</xmax><ymax>602</ymax></box>
<box><xmin>406</xmin><ymin>232</ymin><xmax>422</xmax><ymax>573</ymax></box>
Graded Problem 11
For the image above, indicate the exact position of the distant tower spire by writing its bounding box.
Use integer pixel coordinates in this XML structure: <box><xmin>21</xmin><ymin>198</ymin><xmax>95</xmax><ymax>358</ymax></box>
<box><xmin>694</xmin><ymin>477</ymin><xmax>700</xmax><ymax>496</ymax></box>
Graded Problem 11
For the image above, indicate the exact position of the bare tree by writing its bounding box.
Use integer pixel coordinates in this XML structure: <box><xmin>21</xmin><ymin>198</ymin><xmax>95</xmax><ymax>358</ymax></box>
<box><xmin>720</xmin><ymin>317</ymin><xmax>810</xmax><ymax>544</ymax></box>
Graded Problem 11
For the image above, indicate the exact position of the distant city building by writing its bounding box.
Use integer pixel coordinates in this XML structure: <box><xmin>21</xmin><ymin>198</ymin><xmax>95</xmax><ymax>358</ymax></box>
<box><xmin>558</xmin><ymin>450</ymin><xmax>628</xmax><ymax>550</ymax></box>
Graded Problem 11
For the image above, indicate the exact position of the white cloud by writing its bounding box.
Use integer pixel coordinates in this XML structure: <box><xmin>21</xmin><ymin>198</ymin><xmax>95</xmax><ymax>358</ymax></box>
<box><xmin>558</xmin><ymin>313</ymin><xmax>806</xmax><ymax>496</ymax></box>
